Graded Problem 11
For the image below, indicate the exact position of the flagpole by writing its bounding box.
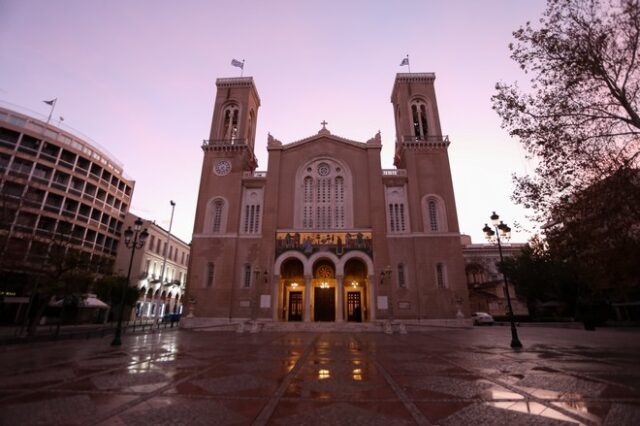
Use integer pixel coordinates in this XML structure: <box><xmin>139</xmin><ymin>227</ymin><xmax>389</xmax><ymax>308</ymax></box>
<box><xmin>407</xmin><ymin>55</ymin><xmax>411</xmax><ymax>73</ymax></box>
<box><xmin>241</xmin><ymin>59</ymin><xmax>245</xmax><ymax>77</ymax></box>
<box><xmin>46</xmin><ymin>99</ymin><xmax>57</xmax><ymax>124</ymax></box>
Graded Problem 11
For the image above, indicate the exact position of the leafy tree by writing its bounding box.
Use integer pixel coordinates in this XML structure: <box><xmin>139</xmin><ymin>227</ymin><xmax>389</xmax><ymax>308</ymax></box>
<box><xmin>500</xmin><ymin>235</ymin><xmax>579</xmax><ymax>318</ymax></box>
<box><xmin>94</xmin><ymin>275</ymin><xmax>140</xmax><ymax>321</ymax></box>
<box><xmin>493</xmin><ymin>0</ymin><xmax>640</xmax><ymax>220</ymax></box>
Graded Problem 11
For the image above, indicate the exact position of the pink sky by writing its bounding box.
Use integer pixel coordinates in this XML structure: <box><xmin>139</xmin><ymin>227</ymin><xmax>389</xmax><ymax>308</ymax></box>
<box><xmin>0</xmin><ymin>0</ymin><xmax>547</xmax><ymax>243</ymax></box>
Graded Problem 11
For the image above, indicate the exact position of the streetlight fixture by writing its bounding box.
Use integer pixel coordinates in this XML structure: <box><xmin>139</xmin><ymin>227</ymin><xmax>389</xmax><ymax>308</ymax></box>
<box><xmin>111</xmin><ymin>217</ymin><xmax>148</xmax><ymax>346</ymax></box>
<box><xmin>482</xmin><ymin>211</ymin><xmax>523</xmax><ymax>349</ymax></box>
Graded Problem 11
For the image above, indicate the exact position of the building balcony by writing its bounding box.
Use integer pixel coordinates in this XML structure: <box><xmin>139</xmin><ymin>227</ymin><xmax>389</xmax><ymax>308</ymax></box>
<box><xmin>275</xmin><ymin>230</ymin><xmax>373</xmax><ymax>258</ymax></box>
<box><xmin>401</xmin><ymin>135</ymin><xmax>450</xmax><ymax>147</ymax></box>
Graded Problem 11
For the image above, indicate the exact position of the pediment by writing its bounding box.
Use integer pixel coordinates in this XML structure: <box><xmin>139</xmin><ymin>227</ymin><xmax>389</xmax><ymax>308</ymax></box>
<box><xmin>268</xmin><ymin>128</ymin><xmax>382</xmax><ymax>151</ymax></box>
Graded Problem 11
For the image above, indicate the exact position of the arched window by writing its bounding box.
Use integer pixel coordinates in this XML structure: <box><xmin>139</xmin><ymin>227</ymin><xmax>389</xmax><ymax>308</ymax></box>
<box><xmin>222</xmin><ymin>104</ymin><xmax>239</xmax><ymax>141</ymax></box>
<box><xmin>243</xmin><ymin>264</ymin><xmax>252</xmax><ymax>288</ymax></box>
<box><xmin>212</xmin><ymin>200</ymin><xmax>224</xmax><ymax>233</ymax></box>
<box><xmin>398</xmin><ymin>263</ymin><xmax>406</xmax><ymax>288</ymax></box>
<box><xmin>296</xmin><ymin>159</ymin><xmax>352</xmax><ymax>229</ymax></box>
<box><xmin>410</xmin><ymin>99</ymin><xmax>429</xmax><ymax>139</ymax></box>
<box><xmin>248</xmin><ymin>110</ymin><xmax>255</xmax><ymax>145</ymax></box>
<box><xmin>386</xmin><ymin>186</ymin><xmax>409</xmax><ymax>233</ymax></box>
<box><xmin>436</xmin><ymin>263</ymin><xmax>447</xmax><ymax>289</ymax></box>
<box><xmin>422</xmin><ymin>195</ymin><xmax>447</xmax><ymax>233</ymax></box>
<box><xmin>205</xmin><ymin>197</ymin><xmax>228</xmax><ymax>234</ymax></box>
<box><xmin>205</xmin><ymin>262</ymin><xmax>214</xmax><ymax>288</ymax></box>
<box><xmin>241</xmin><ymin>189</ymin><xmax>263</xmax><ymax>234</ymax></box>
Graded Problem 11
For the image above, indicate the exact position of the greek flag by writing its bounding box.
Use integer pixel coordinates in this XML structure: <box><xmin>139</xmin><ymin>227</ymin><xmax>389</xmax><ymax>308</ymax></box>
<box><xmin>231</xmin><ymin>59</ymin><xmax>244</xmax><ymax>69</ymax></box>
<box><xmin>43</xmin><ymin>98</ymin><xmax>56</xmax><ymax>106</ymax></box>
<box><xmin>400</xmin><ymin>57</ymin><xmax>409</xmax><ymax>67</ymax></box>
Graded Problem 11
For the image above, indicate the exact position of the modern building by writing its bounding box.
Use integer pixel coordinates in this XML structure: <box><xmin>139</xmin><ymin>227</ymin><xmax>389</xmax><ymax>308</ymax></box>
<box><xmin>114</xmin><ymin>213</ymin><xmax>189</xmax><ymax>320</ymax></box>
<box><xmin>0</xmin><ymin>105</ymin><xmax>133</xmax><ymax>321</ymax></box>
<box><xmin>461</xmin><ymin>235</ymin><xmax>529</xmax><ymax>318</ymax></box>
<box><xmin>186</xmin><ymin>73</ymin><xmax>469</xmax><ymax>325</ymax></box>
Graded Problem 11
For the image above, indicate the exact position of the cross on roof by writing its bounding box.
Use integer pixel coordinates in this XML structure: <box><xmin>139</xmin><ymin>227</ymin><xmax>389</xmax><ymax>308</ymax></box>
<box><xmin>321</xmin><ymin>120</ymin><xmax>328</xmax><ymax>129</ymax></box>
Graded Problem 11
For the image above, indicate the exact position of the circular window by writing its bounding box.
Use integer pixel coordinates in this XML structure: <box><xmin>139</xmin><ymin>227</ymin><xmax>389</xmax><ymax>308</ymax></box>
<box><xmin>316</xmin><ymin>264</ymin><xmax>334</xmax><ymax>278</ymax></box>
<box><xmin>214</xmin><ymin>160</ymin><xmax>232</xmax><ymax>176</ymax></box>
<box><xmin>317</xmin><ymin>162</ymin><xmax>330</xmax><ymax>176</ymax></box>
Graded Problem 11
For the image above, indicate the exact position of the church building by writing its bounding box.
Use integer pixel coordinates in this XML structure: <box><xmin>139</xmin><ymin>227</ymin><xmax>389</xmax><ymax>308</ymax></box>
<box><xmin>187</xmin><ymin>73</ymin><xmax>469</xmax><ymax>325</ymax></box>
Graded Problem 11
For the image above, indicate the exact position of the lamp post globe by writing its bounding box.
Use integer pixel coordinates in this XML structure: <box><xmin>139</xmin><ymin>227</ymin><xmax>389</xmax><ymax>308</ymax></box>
<box><xmin>482</xmin><ymin>212</ymin><xmax>523</xmax><ymax>349</ymax></box>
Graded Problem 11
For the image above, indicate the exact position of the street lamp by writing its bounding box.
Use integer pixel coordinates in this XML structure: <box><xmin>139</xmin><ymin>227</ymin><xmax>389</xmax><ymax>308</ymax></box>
<box><xmin>111</xmin><ymin>217</ymin><xmax>148</xmax><ymax>346</ymax></box>
<box><xmin>482</xmin><ymin>211</ymin><xmax>522</xmax><ymax>349</ymax></box>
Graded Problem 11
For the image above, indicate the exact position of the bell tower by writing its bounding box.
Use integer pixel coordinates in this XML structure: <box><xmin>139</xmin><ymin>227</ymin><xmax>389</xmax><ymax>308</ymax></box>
<box><xmin>209</xmin><ymin>77</ymin><xmax>261</xmax><ymax>155</ymax></box>
<box><xmin>390</xmin><ymin>73</ymin><xmax>444</xmax><ymax>168</ymax></box>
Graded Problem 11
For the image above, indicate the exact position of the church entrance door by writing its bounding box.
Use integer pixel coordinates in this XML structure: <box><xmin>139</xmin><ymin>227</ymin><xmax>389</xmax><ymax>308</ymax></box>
<box><xmin>288</xmin><ymin>291</ymin><xmax>303</xmax><ymax>321</ymax></box>
<box><xmin>314</xmin><ymin>287</ymin><xmax>335</xmax><ymax>321</ymax></box>
<box><xmin>347</xmin><ymin>292</ymin><xmax>362</xmax><ymax>322</ymax></box>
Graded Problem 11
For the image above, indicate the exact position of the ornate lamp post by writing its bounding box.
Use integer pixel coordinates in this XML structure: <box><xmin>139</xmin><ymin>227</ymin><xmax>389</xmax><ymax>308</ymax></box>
<box><xmin>482</xmin><ymin>211</ymin><xmax>522</xmax><ymax>349</ymax></box>
<box><xmin>111</xmin><ymin>217</ymin><xmax>148</xmax><ymax>346</ymax></box>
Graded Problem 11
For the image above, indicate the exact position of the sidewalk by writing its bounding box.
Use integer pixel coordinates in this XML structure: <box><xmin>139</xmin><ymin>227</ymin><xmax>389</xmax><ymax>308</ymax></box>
<box><xmin>0</xmin><ymin>318</ymin><xmax>179</xmax><ymax>345</ymax></box>
<box><xmin>0</xmin><ymin>326</ymin><xmax>638</xmax><ymax>424</ymax></box>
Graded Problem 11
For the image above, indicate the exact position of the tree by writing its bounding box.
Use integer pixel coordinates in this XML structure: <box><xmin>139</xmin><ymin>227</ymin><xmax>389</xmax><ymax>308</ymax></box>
<box><xmin>493</xmin><ymin>0</ymin><xmax>640</xmax><ymax>221</ymax></box>
<box><xmin>94</xmin><ymin>275</ymin><xmax>139</xmax><ymax>321</ymax></box>
<box><xmin>500</xmin><ymin>235</ymin><xmax>579</xmax><ymax>319</ymax></box>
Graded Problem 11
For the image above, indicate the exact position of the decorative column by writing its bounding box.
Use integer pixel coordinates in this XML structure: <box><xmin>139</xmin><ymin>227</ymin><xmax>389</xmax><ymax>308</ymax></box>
<box><xmin>304</xmin><ymin>274</ymin><xmax>312</xmax><ymax>322</ymax></box>
<box><xmin>272</xmin><ymin>274</ymin><xmax>280</xmax><ymax>321</ymax></box>
<box><xmin>368</xmin><ymin>274</ymin><xmax>376</xmax><ymax>321</ymax></box>
<box><xmin>336</xmin><ymin>275</ymin><xmax>344</xmax><ymax>322</ymax></box>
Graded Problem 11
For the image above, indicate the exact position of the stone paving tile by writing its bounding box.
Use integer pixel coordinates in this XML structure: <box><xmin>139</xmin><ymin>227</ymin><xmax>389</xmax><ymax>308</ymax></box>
<box><xmin>0</xmin><ymin>394</ymin><xmax>97</xmax><ymax>426</ymax></box>
<box><xmin>1</xmin><ymin>327</ymin><xmax>639</xmax><ymax>425</ymax></box>
<box><xmin>0</xmin><ymin>367</ymin><xmax>76</xmax><ymax>389</ymax></box>
<box><xmin>269</xmin><ymin>401</ymin><xmax>415</xmax><ymax>426</ymax></box>
<box><xmin>397</xmin><ymin>374</ymin><xmax>523</xmax><ymax>400</ymax></box>
<box><xmin>514</xmin><ymin>373</ymin><xmax>608</xmax><ymax>398</ymax></box>
<box><xmin>83</xmin><ymin>371</ymin><xmax>172</xmax><ymax>392</ymax></box>
<box><xmin>437</xmin><ymin>402</ymin><xmax>580</xmax><ymax>425</ymax></box>
<box><xmin>104</xmin><ymin>396</ymin><xmax>258</xmax><ymax>426</ymax></box>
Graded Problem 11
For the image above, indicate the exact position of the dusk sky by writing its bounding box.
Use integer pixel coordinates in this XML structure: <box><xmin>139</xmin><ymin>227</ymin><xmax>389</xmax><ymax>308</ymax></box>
<box><xmin>0</xmin><ymin>0</ymin><xmax>547</xmax><ymax>244</ymax></box>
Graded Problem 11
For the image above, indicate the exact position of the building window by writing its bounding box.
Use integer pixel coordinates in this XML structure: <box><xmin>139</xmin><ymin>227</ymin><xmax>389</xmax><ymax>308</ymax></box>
<box><xmin>398</xmin><ymin>263</ymin><xmax>406</xmax><ymax>288</ymax></box>
<box><xmin>428</xmin><ymin>200</ymin><xmax>438</xmax><ymax>231</ymax></box>
<box><xmin>243</xmin><ymin>264</ymin><xmax>252</xmax><ymax>288</ymax></box>
<box><xmin>388</xmin><ymin>203</ymin><xmax>406</xmax><ymax>232</ymax></box>
<box><xmin>411</xmin><ymin>99</ymin><xmax>428</xmax><ymax>139</ymax></box>
<box><xmin>423</xmin><ymin>195</ymin><xmax>447</xmax><ymax>233</ymax></box>
<box><xmin>222</xmin><ymin>104</ymin><xmax>239</xmax><ymax>141</ymax></box>
<box><xmin>156</xmin><ymin>239</ymin><xmax>161</xmax><ymax>254</ymax></box>
<box><xmin>212</xmin><ymin>199</ymin><xmax>224</xmax><ymax>233</ymax></box>
<box><xmin>436</xmin><ymin>263</ymin><xmax>447</xmax><ymax>289</ymax></box>
<box><xmin>297</xmin><ymin>159</ymin><xmax>351</xmax><ymax>230</ymax></box>
<box><xmin>205</xmin><ymin>262</ymin><xmax>214</xmax><ymax>287</ymax></box>
<box><xmin>148</xmin><ymin>234</ymin><xmax>155</xmax><ymax>251</ymax></box>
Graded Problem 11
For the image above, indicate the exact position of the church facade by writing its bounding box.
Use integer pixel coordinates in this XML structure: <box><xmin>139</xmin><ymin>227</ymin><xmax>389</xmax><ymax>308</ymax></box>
<box><xmin>186</xmin><ymin>73</ymin><xmax>469</xmax><ymax>324</ymax></box>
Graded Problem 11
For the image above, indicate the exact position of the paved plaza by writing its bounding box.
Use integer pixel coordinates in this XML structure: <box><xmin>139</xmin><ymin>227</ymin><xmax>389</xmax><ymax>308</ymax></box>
<box><xmin>0</xmin><ymin>326</ymin><xmax>639</xmax><ymax>425</ymax></box>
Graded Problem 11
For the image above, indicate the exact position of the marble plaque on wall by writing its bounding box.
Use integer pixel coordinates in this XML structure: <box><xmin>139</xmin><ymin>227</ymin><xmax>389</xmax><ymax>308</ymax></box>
<box><xmin>377</xmin><ymin>296</ymin><xmax>388</xmax><ymax>310</ymax></box>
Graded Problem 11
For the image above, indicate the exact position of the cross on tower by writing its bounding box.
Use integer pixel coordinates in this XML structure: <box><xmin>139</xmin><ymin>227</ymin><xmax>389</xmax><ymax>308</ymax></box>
<box><xmin>320</xmin><ymin>120</ymin><xmax>328</xmax><ymax>129</ymax></box>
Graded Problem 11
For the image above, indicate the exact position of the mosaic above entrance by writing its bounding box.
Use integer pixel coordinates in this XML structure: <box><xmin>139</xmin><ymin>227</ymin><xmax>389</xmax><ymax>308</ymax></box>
<box><xmin>276</xmin><ymin>231</ymin><xmax>373</xmax><ymax>257</ymax></box>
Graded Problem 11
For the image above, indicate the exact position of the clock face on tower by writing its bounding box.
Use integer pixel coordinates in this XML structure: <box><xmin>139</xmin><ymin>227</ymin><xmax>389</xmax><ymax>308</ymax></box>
<box><xmin>214</xmin><ymin>160</ymin><xmax>232</xmax><ymax>176</ymax></box>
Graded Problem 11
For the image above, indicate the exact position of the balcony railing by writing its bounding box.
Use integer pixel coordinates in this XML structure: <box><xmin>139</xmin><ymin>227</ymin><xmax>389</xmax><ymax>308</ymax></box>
<box><xmin>202</xmin><ymin>138</ymin><xmax>247</xmax><ymax>147</ymax></box>
<box><xmin>276</xmin><ymin>230</ymin><xmax>373</xmax><ymax>258</ymax></box>
<box><xmin>401</xmin><ymin>135</ymin><xmax>450</xmax><ymax>145</ymax></box>
<box><xmin>243</xmin><ymin>171</ymin><xmax>267</xmax><ymax>178</ymax></box>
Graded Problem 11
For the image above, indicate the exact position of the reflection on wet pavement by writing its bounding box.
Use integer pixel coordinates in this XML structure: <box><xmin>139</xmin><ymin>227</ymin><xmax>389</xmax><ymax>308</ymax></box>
<box><xmin>0</xmin><ymin>327</ymin><xmax>638</xmax><ymax>425</ymax></box>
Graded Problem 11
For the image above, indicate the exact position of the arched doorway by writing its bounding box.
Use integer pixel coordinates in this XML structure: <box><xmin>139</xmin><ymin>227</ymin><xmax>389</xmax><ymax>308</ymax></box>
<box><xmin>313</xmin><ymin>259</ymin><xmax>336</xmax><ymax>322</ymax></box>
<box><xmin>280</xmin><ymin>258</ymin><xmax>304</xmax><ymax>322</ymax></box>
<box><xmin>343</xmin><ymin>258</ymin><xmax>367</xmax><ymax>322</ymax></box>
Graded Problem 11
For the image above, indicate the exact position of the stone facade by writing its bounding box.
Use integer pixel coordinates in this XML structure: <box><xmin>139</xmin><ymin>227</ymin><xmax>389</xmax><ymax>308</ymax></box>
<box><xmin>114</xmin><ymin>213</ymin><xmax>189</xmax><ymax>320</ymax></box>
<box><xmin>187</xmin><ymin>73</ymin><xmax>469</xmax><ymax>324</ymax></box>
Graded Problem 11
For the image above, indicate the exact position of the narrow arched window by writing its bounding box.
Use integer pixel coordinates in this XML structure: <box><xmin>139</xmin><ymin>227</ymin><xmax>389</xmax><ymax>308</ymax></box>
<box><xmin>212</xmin><ymin>200</ymin><xmax>224</xmax><ymax>233</ymax></box>
<box><xmin>428</xmin><ymin>199</ymin><xmax>438</xmax><ymax>231</ymax></box>
<box><xmin>334</xmin><ymin>176</ymin><xmax>344</xmax><ymax>228</ymax></box>
<box><xmin>222</xmin><ymin>105</ymin><xmax>239</xmax><ymax>141</ymax></box>
<box><xmin>410</xmin><ymin>99</ymin><xmax>428</xmax><ymax>139</ymax></box>
<box><xmin>436</xmin><ymin>263</ymin><xmax>447</xmax><ymax>289</ymax></box>
<box><xmin>243</xmin><ymin>264</ymin><xmax>252</xmax><ymax>288</ymax></box>
<box><xmin>205</xmin><ymin>262</ymin><xmax>214</xmax><ymax>288</ymax></box>
<box><xmin>398</xmin><ymin>263</ymin><xmax>406</xmax><ymax>288</ymax></box>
